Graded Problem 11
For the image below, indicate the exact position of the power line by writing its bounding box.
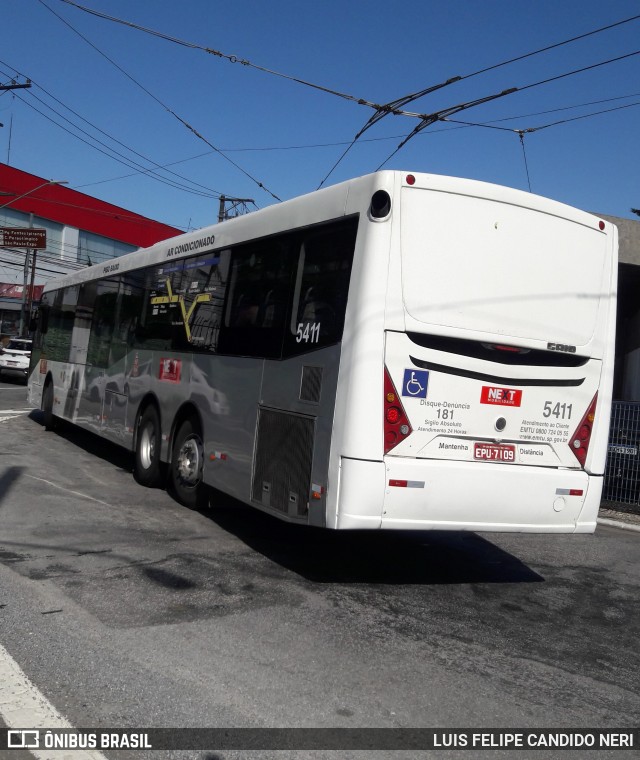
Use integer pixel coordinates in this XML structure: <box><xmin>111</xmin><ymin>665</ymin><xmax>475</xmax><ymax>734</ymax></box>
<box><xmin>0</xmin><ymin>60</ymin><xmax>223</xmax><ymax>200</ymax></box>
<box><xmin>57</xmin><ymin>0</ymin><xmax>640</xmax><ymax>123</ymax></box>
<box><xmin>374</xmin><ymin>47</ymin><xmax>640</xmax><ymax>169</ymax></box>
<box><xmin>445</xmin><ymin>99</ymin><xmax>640</xmax><ymax>134</ymax></box>
<box><xmin>36</xmin><ymin>0</ymin><xmax>222</xmax><ymax>195</ymax></box>
<box><xmin>7</xmin><ymin>87</ymin><xmax>218</xmax><ymax>200</ymax></box>
<box><xmin>107</xmin><ymin>91</ymin><xmax>636</xmax><ymax>159</ymax></box>
<box><xmin>56</xmin><ymin>0</ymin><xmax>371</xmax><ymax>108</ymax></box>
<box><xmin>32</xmin><ymin>2</ymin><xmax>640</xmax><ymax>198</ymax></box>
<box><xmin>317</xmin><ymin>14</ymin><xmax>640</xmax><ymax>186</ymax></box>
<box><xmin>43</xmin><ymin>0</ymin><xmax>281</xmax><ymax>202</ymax></box>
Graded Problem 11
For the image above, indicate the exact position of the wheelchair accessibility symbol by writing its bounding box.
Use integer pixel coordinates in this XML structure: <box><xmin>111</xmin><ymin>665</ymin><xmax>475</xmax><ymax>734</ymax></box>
<box><xmin>402</xmin><ymin>369</ymin><xmax>429</xmax><ymax>398</ymax></box>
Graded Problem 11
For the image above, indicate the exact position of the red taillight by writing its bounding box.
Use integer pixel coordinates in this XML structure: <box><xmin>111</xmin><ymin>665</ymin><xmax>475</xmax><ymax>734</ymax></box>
<box><xmin>386</xmin><ymin>407</ymin><xmax>401</xmax><ymax>424</ymax></box>
<box><xmin>384</xmin><ymin>368</ymin><xmax>412</xmax><ymax>454</ymax></box>
<box><xmin>569</xmin><ymin>393</ymin><xmax>597</xmax><ymax>467</ymax></box>
<box><xmin>494</xmin><ymin>344</ymin><xmax>522</xmax><ymax>352</ymax></box>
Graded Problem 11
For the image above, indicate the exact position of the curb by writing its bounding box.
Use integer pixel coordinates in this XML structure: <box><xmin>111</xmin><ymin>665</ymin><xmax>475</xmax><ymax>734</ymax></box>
<box><xmin>597</xmin><ymin>517</ymin><xmax>640</xmax><ymax>533</ymax></box>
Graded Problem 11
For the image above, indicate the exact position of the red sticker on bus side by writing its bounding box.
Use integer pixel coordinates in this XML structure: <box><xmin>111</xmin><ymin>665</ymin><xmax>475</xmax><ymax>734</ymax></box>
<box><xmin>159</xmin><ymin>358</ymin><xmax>181</xmax><ymax>383</ymax></box>
<box><xmin>480</xmin><ymin>386</ymin><xmax>522</xmax><ymax>407</ymax></box>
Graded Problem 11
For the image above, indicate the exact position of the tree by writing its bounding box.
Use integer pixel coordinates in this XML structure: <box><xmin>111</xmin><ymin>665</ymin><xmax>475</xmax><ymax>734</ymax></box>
<box><xmin>632</xmin><ymin>209</ymin><xmax>640</xmax><ymax>217</ymax></box>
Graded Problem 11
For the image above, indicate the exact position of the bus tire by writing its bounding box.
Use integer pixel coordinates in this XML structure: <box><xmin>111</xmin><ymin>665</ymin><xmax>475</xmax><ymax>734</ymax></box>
<box><xmin>134</xmin><ymin>405</ymin><xmax>163</xmax><ymax>487</ymax></box>
<box><xmin>42</xmin><ymin>381</ymin><xmax>57</xmax><ymax>431</ymax></box>
<box><xmin>170</xmin><ymin>417</ymin><xmax>207</xmax><ymax>509</ymax></box>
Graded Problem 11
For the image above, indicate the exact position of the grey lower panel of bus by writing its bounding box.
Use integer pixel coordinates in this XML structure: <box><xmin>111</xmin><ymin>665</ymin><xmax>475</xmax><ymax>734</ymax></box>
<box><xmin>252</xmin><ymin>408</ymin><xmax>315</xmax><ymax>516</ymax></box>
<box><xmin>184</xmin><ymin>344</ymin><xmax>342</xmax><ymax>526</ymax></box>
<box><xmin>37</xmin><ymin>342</ymin><xmax>342</xmax><ymax>528</ymax></box>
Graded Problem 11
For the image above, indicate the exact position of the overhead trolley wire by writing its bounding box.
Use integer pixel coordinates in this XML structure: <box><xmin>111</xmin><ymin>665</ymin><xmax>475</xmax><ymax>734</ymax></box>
<box><xmin>8</xmin><ymin>87</ymin><xmax>219</xmax><ymax>199</ymax></box>
<box><xmin>374</xmin><ymin>47</ymin><xmax>640</xmax><ymax>169</ymax></box>
<box><xmin>0</xmin><ymin>59</ymin><xmax>222</xmax><ymax>200</ymax></box>
<box><xmin>53</xmin><ymin>1</ymin><xmax>640</xmax><ymax>194</ymax></box>
<box><xmin>128</xmin><ymin>91</ymin><xmax>638</xmax><ymax>158</ymax></box>
<box><xmin>57</xmin><ymin>0</ymin><xmax>640</xmax><ymax>114</ymax></box>
<box><xmin>319</xmin><ymin>13</ymin><xmax>640</xmax><ymax>185</ymax></box>
<box><xmin>45</xmin><ymin>0</ymin><xmax>281</xmax><ymax>201</ymax></box>
<box><xmin>444</xmin><ymin>99</ymin><xmax>640</xmax><ymax>134</ymax></box>
<box><xmin>56</xmin><ymin>0</ymin><xmax>371</xmax><ymax>108</ymax></box>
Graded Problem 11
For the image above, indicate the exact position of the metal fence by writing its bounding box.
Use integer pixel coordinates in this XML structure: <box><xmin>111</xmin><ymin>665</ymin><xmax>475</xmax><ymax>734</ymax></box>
<box><xmin>603</xmin><ymin>401</ymin><xmax>640</xmax><ymax>505</ymax></box>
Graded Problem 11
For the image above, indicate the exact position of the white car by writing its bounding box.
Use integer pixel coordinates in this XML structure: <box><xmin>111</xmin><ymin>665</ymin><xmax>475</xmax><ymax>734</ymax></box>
<box><xmin>0</xmin><ymin>337</ymin><xmax>32</xmax><ymax>382</ymax></box>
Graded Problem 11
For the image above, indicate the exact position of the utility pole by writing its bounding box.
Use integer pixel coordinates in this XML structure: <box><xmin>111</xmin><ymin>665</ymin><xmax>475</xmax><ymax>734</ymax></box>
<box><xmin>217</xmin><ymin>195</ymin><xmax>255</xmax><ymax>223</ymax></box>
<box><xmin>0</xmin><ymin>179</ymin><xmax>67</xmax><ymax>335</ymax></box>
<box><xmin>0</xmin><ymin>78</ymin><xmax>31</xmax><ymax>92</ymax></box>
<box><xmin>1</xmin><ymin>79</ymin><xmax>30</xmax><ymax>165</ymax></box>
<box><xmin>19</xmin><ymin>214</ymin><xmax>33</xmax><ymax>337</ymax></box>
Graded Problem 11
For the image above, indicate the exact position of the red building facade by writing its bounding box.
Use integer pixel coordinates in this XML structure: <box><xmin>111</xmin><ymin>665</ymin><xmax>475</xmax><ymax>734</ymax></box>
<box><xmin>0</xmin><ymin>163</ymin><xmax>182</xmax><ymax>335</ymax></box>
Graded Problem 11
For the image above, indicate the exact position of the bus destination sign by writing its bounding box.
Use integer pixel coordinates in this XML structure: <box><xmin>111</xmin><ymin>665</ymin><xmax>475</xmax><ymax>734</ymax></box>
<box><xmin>0</xmin><ymin>227</ymin><xmax>47</xmax><ymax>249</ymax></box>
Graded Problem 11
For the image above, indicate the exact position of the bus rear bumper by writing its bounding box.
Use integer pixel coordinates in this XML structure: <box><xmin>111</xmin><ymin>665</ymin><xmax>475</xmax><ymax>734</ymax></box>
<box><xmin>336</xmin><ymin>457</ymin><xmax>601</xmax><ymax>533</ymax></box>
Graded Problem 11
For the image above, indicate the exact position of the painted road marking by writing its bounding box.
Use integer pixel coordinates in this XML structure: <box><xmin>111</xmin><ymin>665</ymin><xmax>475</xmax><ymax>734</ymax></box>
<box><xmin>0</xmin><ymin>408</ymin><xmax>31</xmax><ymax>424</ymax></box>
<box><xmin>0</xmin><ymin>642</ymin><xmax>109</xmax><ymax>760</ymax></box>
<box><xmin>25</xmin><ymin>476</ymin><xmax>113</xmax><ymax>508</ymax></box>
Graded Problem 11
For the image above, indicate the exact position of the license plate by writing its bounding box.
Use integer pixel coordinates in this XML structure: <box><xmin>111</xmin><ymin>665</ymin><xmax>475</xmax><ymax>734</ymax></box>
<box><xmin>474</xmin><ymin>443</ymin><xmax>516</xmax><ymax>462</ymax></box>
<box><xmin>7</xmin><ymin>361</ymin><xmax>18</xmax><ymax>366</ymax></box>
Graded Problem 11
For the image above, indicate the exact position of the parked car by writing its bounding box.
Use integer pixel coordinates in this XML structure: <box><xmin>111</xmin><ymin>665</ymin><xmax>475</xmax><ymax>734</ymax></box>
<box><xmin>0</xmin><ymin>337</ymin><xmax>32</xmax><ymax>382</ymax></box>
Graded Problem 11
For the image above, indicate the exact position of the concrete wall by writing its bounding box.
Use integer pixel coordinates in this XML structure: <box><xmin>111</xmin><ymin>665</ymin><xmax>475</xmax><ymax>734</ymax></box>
<box><xmin>597</xmin><ymin>213</ymin><xmax>640</xmax><ymax>266</ymax></box>
<box><xmin>598</xmin><ymin>215</ymin><xmax>640</xmax><ymax>401</ymax></box>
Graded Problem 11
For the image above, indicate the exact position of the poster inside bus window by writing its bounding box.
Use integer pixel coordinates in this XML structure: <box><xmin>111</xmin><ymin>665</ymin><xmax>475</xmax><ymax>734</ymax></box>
<box><xmin>177</xmin><ymin>251</ymin><xmax>230</xmax><ymax>351</ymax></box>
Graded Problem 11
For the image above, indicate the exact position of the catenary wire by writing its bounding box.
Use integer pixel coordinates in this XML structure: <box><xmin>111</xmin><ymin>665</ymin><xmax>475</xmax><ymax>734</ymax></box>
<box><xmin>5</xmin><ymin>88</ymin><xmax>217</xmax><ymax>200</ymax></box>
<box><xmin>37</xmin><ymin>0</ymin><xmax>276</xmax><ymax>202</ymax></box>
<box><xmin>0</xmin><ymin>62</ymin><xmax>222</xmax><ymax>200</ymax></box>
<box><xmin>316</xmin><ymin>14</ymin><xmax>640</xmax><ymax>186</ymax></box>
<box><xmin>56</xmin><ymin>0</ymin><xmax>640</xmax><ymax>117</ymax></box>
<box><xmin>444</xmin><ymin>100</ymin><xmax>640</xmax><ymax>133</ymax></box>
<box><xmin>374</xmin><ymin>47</ymin><xmax>640</xmax><ymax>169</ymax></box>
<box><xmin>31</xmin><ymin>2</ymin><xmax>640</xmax><ymax>199</ymax></box>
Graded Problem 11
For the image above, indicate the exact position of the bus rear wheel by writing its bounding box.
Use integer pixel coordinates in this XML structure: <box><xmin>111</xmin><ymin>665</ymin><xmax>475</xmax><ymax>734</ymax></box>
<box><xmin>170</xmin><ymin>417</ymin><xmax>207</xmax><ymax>509</ymax></box>
<box><xmin>42</xmin><ymin>381</ymin><xmax>57</xmax><ymax>431</ymax></box>
<box><xmin>134</xmin><ymin>405</ymin><xmax>163</xmax><ymax>487</ymax></box>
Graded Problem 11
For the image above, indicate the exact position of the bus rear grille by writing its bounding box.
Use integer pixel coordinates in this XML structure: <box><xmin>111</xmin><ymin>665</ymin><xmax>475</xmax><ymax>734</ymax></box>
<box><xmin>300</xmin><ymin>365</ymin><xmax>323</xmax><ymax>403</ymax></box>
<box><xmin>252</xmin><ymin>409</ymin><xmax>314</xmax><ymax>516</ymax></box>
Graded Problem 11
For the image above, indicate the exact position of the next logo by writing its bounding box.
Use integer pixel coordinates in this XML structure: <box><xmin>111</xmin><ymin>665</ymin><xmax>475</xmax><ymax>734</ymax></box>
<box><xmin>480</xmin><ymin>386</ymin><xmax>523</xmax><ymax>407</ymax></box>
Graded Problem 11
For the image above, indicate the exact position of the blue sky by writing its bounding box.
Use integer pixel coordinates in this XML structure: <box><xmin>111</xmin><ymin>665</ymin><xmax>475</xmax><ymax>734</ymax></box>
<box><xmin>1</xmin><ymin>0</ymin><xmax>639</xmax><ymax>231</ymax></box>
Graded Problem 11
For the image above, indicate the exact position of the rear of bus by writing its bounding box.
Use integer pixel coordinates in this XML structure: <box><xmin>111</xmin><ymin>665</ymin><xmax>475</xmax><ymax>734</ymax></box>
<box><xmin>335</xmin><ymin>172</ymin><xmax>617</xmax><ymax>533</ymax></box>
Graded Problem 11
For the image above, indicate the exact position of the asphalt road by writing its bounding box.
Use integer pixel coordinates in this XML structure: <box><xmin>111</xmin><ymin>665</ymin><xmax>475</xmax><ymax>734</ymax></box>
<box><xmin>0</xmin><ymin>378</ymin><xmax>638</xmax><ymax>759</ymax></box>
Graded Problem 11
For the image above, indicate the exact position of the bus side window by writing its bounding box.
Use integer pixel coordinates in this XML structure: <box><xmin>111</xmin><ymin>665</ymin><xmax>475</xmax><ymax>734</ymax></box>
<box><xmin>285</xmin><ymin>217</ymin><xmax>357</xmax><ymax>355</ymax></box>
<box><xmin>135</xmin><ymin>264</ymin><xmax>182</xmax><ymax>351</ymax></box>
<box><xmin>43</xmin><ymin>286</ymin><xmax>79</xmax><ymax>362</ymax></box>
<box><xmin>232</xmin><ymin>290</ymin><xmax>260</xmax><ymax>327</ymax></box>
<box><xmin>177</xmin><ymin>250</ymin><xmax>229</xmax><ymax>352</ymax></box>
<box><xmin>39</xmin><ymin>305</ymin><xmax>49</xmax><ymax>335</ymax></box>
<box><xmin>86</xmin><ymin>279</ymin><xmax>119</xmax><ymax>368</ymax></box>
<box><xmin>260</xmin><ymin>286</ymin><xmax>287</xmax><ymax>328</ymax></box>
<box><xmin>218</xmin><ymin>239</ymin><xmax>294</xmax><ymax>358</ymax></box>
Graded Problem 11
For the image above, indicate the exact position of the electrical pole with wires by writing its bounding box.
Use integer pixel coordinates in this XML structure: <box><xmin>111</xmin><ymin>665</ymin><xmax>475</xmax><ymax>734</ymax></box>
<box><xmin>0</xmin><ymin>77</ymin><xmax>31</xmax><ymax>93</ymax></box>
<box><xmin>217</xmin><ymin>195</ymin><xmax>255</xmax><ymax>223</ymax></box>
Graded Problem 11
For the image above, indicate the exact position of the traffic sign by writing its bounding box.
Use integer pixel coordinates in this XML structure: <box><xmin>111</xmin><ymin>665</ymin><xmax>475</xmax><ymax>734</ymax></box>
<box><xmin>0</xmin><ymin>227</ymin><xmax>47</xmax><ymax>249</ymax></box>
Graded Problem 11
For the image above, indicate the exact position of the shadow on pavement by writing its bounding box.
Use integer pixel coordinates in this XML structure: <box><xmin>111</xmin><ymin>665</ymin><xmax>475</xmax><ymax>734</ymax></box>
<box><xmin>25</xmin><ymin>410</ymin><xmax>543</xmax><ymax>587</ymax></box>
<box><xmin>28</xmin><ymin>410</ymin><xmax>134</xmax><ymax>474</ymax></box>
<box><xmin>204</xmin><ymin>496</ymin><xmax>544</xmax><ymax>585</ymax></box>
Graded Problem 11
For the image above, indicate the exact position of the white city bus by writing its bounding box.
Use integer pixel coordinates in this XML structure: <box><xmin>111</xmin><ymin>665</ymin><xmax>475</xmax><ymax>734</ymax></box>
<box><xmin>27</xmin><ymin>172</ymin><xmax>617</xmax><ymax>533</ymax></box>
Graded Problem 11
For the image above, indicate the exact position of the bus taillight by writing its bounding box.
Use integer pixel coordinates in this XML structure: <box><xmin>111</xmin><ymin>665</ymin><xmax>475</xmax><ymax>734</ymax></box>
<box><xmin>384</xmin><ymin>367</ymin><xmax>412</xmax><ymax>454</ymax></box>
<box><xmin>569</xmin><ymin>393</ymin><xmax>597</xmax><ymax>467</ymax></box>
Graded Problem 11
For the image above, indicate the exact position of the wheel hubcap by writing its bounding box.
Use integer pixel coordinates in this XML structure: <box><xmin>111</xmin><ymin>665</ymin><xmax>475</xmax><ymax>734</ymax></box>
<box><xmin>140</xmin><ymin>424</ymin><xmax>156</xmax><ymax>470</ymax></box>
<box><xmin>176</xmin><ymin>436</ymin><xmax>202</xmax><ymax>486</ymax></box>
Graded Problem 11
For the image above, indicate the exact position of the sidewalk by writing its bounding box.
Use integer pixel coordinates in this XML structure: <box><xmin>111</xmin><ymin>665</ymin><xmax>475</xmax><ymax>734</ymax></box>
<box><xmin>598</xmin><ymin>502</ymin><xmax>640</xmax><ymax>532</ymax></box>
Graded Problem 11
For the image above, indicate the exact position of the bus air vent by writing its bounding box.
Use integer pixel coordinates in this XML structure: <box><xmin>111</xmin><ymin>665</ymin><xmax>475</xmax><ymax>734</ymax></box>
<box><xmin>252</xmin><ymin>408</ymin><xmax>314</xmax><ymax>516</ymax></box>
<box><xmin>300</xmin><ymin>365</ymin><xmax>323</xmax><ymax>403</ymax></box>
